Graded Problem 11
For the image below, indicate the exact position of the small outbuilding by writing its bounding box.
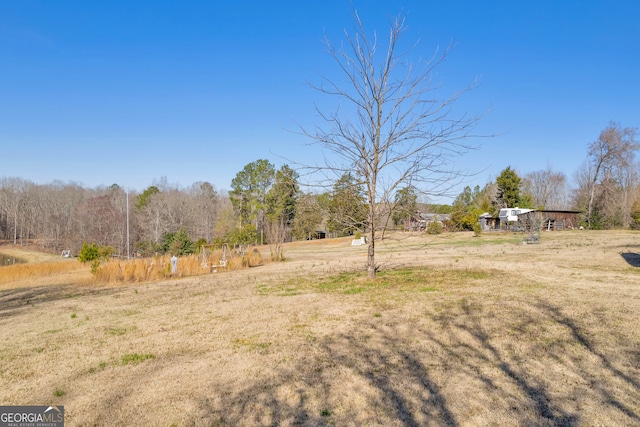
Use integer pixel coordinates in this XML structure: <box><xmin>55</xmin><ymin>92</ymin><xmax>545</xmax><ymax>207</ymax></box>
<box><xmin>313</xmin><ymin>230</ymin><xmax>326</xmax><ymax>239</ymax></box>
<box><xmin>478</xmin><ymin>212</ymin><xmax>500</xmax><ymax>231</ymax></box>
<box><xmin>405</xmin><ymin>212</ymin><xmax>451</xmax><ymax>232</ymax></box>
<box><xmin>517</xmin><ymin>210</ymin><xmax>581</xmax><ymax>231</ymax></box>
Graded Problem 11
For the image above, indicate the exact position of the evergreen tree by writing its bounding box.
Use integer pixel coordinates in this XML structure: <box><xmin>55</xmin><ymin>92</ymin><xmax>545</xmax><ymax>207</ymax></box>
<box><xmin>265</xmin><ymin>165</ymin><xmax>299</xmax><ymax>227</ymax></box>
<box><xmin>326</xmin><ymin>173</ymin><xmax>367</xmax><ymax>236</ymax></box>
<box><xmin>450</xmin><ymin>185</ymin><xmax>490</xmax><ymax>231</ymax></box>
<box><xmin>495</xmin><ymin>166</ymin><xmax>532</xmax><ymax>208</ymax></box>
<box><xmin>392</xmin><ymin>186</ymin><xmax>418</xmax><ymax>227</ymax></box>
<box><xmin>291</xmin><ymin>193</ymin><xmax>323</xmax><ymax>240</ymax></box>
<box><xmin>230</xmin><ymin>159</ymin><xmax>276</xmax><ymax>244</ymax></box>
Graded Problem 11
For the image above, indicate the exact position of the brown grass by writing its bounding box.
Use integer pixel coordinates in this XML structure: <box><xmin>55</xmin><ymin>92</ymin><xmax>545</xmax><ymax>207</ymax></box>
<box><xmin>0</xmin><ymin>247</ymin><xmax>87</xmax><ymax>288</ymax></box>
<box><xmin>92</xmin><ymin>248</ymin><xmax>265</xmax><ymax>284</ymax></box>
<box><xmin>1</xmin><ymin>230</ymin><xmax>639</xmax><ymax>426</ymax></box>
<box><xmin>0</xmin><ymin>246</ymin><xmax>267</xmax><ymax>288</ymax></box>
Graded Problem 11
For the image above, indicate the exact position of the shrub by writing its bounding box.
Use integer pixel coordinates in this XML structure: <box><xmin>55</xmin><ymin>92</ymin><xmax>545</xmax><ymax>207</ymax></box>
<box><xmin>78</xmin><ymin>243</ymin><xmax>114</xmax><ymax>263</ymax></box>
<box><xmin>78</xmin><ymin>242</ymin><xmax>114</xmax><ymax>274</ymax></box>
<box><xmin>426</xmin><ymin>221</ymin><xmax>443</xmax><ymax>235</ymax></box>
<box><xmin>78</xmin><ymin>242</ymin><xmax>99</xmax><ymax>263</ymax></box>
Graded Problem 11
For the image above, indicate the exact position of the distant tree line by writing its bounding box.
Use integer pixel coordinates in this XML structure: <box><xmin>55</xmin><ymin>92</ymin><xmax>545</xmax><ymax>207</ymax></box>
<box><xmin>1</xmin><ymin>123</ymin><xmax>638</xmax><ymax>257</ymax></box>
<box><xmin>0</xmin><ymin>160</ymin><xmax>380</xmax><ymax>259</ymax></box>
<box><xmin>0</xmin><ymin>177</ymin><xmax>224</xmax><ymax>257</ymax></box>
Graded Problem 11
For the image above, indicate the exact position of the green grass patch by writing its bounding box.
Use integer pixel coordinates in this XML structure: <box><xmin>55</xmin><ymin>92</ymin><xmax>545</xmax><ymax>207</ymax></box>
<box><xmin>315</xmin><ymin>268</ymin><xmax>493</xmax><ymax>294</ymax></box>
<box><xmin>89</xmin><ymin>361</ymin><xmax>109</xmax><ymax>373</ymax></box>
<box><xmin>121</xmin><ymin>353</ymin><xmax>155</xmax><ymax>365</ymax></box>
<box><xmin>256</xmin><ymin>280</ymin><xmax>305</xmax><ymax>296</ymax></box>
<box><xmin>257</xmin><ymin>267</ymin><xmax>498</xmax><ymax>297</ymax></box>
<box><xmin>122</xmin><ymin>309</ymin><xmax>141</xmax><ymax>316</ymax></box>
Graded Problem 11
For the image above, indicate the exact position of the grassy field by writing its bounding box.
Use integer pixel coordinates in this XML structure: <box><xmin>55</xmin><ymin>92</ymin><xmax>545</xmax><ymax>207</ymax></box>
<box><xmin>1</xmin><ymin>230</ymin><xmax>639</xmax><ymax>426</ymax></box>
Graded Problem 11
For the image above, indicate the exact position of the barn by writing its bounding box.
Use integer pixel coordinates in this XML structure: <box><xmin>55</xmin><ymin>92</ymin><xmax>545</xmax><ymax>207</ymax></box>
<box><xmin>478</xmin><ymin>210</ymin><xmax>581</xmax><ymax>232</ymax></box>
<box><xmin>405</xmin><ymin>212</ymin><xmax>451</xmax><ymax>232</ymax></box>
<box><xmin>517</xmin><ymin>210</ymin><xmax>581</xmax><ymax>231</ymax></box>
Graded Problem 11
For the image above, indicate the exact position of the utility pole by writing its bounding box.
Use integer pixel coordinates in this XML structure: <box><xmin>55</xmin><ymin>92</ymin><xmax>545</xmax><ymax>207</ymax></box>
<box><xmin>126</xmin><ymin>188</ymin><xmax>130</xmax><ymax>259</ymax></box>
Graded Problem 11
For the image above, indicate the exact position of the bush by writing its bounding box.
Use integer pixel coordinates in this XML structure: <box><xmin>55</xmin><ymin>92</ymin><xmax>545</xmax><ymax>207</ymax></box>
<box><xmin>78</xmin><ymin>242</ymin><xmax>114</xmax><ymax>263</ymax></box>
<box><xmin>161</xmin><ymin>229</ymin><xmax>196</xmax><ymax>256</ymax></box>
<box><xmin>77</xmin><ymin>242</ymin><xmax>99</xmax><ymax>263</ymax></box>
<box><xmin>426</xmin><ymin>221</ymin><xmax>443</xmax><ymax>235</ymax></box>
<box><xmin>473</xmin><ymin>222</ymin><xmax>482</xmax><ymax>237</ymax></box>
<box><xmin>78</xmin><ymin>242</ymin><xmax>114</xmax><ymax>274</ymax></box>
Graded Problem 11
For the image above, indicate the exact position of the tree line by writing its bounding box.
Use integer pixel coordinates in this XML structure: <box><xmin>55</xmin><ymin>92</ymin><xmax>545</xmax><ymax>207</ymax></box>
<box><xmin>1</xmin><ymin>122</ymin><xmax>638</xmax><ymax>260</ymax></box>
<box><xmin>0</xmin><ymin>160</ymin><xmax>372</xmax><ymax>259</ymax></box>
<box><xmin>0</xmin><ymin>177</ymin><xmax>222</xmax><ymax>257</ymax></box>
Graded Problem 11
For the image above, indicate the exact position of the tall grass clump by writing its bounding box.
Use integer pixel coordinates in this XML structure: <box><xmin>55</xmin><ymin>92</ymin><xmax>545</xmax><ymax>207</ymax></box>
<box><xmin>0</xmin><ymin>260</ymin><xmax>87</xmax><ymax>286</ymax></box>
<box><xmin>93</xmin><ymin>248</ymin><xmax>268</xmax><ymax>284</ymax></box>
<box><xmin>243</xmin><ymin>248</ymin><xmax>263</xmax><ymax>267</ymax></box>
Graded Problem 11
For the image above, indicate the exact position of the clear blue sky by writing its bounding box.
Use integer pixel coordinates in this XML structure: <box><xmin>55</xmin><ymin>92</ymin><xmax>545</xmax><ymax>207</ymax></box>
<box><xmin>1</xmin><ymin>1</ymin><xmax>638</xmax><ymax>202</ymax></box>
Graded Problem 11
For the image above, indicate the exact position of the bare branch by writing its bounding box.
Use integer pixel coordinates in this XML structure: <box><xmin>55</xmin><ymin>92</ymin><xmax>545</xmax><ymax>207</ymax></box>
<box><xmin>295</xmin><ymin>10</ymin><xmax>488</xmax><ymax>277</ymax></box>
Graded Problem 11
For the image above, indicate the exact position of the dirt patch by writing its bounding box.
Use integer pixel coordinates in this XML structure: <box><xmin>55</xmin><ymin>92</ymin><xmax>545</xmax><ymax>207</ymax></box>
<box><xmin>0</xmin><ymin>230</ymin><xmax>639</xmax><ymax>426</ymax></box>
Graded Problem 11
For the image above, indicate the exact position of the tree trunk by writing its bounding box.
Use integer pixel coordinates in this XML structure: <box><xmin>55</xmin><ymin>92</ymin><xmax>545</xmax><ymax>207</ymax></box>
<box><xmin>367</xmin><ymin>227</ymin><xmax>375</xmax><ymax>279</ymax></box>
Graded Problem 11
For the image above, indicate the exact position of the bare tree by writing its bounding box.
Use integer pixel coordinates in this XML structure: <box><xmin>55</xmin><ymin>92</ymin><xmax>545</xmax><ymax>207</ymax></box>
<box><xmin>187</xmin><ymin>182</ymin><xmax>219</xmax><ymax>242</ymax></box>
<box><xmin>585</xmin><ymin>123</ymin><xmax>638</xmax><ymax>228</ymax></box>
<box><xmin>0</xmin><ymin>177</ymin><xmax>34</xmax><ymax>245</ymax></box>
<box><xmin>524</xmin><ymin>164</ymin><xmax>569</xmax><ymax>210</ymax></box>
<box><xmin>213</xmin><ymin>195</ymin><xmax>236</xmax><ymax>240</ymax></box>
<box><xmin>302</xmin><ymin>11</ymin><xmax>482</xmax><ymax>278</ymax></box>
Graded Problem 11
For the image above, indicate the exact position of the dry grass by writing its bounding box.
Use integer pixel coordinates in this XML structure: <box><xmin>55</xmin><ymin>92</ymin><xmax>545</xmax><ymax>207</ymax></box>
<box><xmin>0</xmin><ymin>246</ymin><xmax>266</xmax><ymax>288</ymax></box>
<box><xmin>0</xmin><ymin>247</ymin><xmax>87</xmax><ymax>288</ymax></box>
<box><xmin>1</xmin><ymin>230</ymin><xmax>639</xmax><ymax>426</ymax></box>
<box><xmin>94</xmin><ymin>249</ymin><xmax>264</xmax><ymax>284</ymax></box>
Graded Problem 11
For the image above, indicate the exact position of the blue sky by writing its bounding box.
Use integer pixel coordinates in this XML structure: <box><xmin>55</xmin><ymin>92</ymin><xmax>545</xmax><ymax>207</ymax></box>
<box><xmin>1</xmin><ymin>1</ymin><xmax>638</xmax><ymax>202</ymax></box>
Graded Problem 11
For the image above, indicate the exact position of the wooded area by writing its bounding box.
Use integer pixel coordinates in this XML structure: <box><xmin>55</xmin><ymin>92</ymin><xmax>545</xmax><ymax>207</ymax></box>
<box><xmin>1</xmin><ymin>124</ymin><xmax>638</xmax><ymax>262</ymax></box>
<box><xmin>0</xmin><ymin>178</ymin><xmax>223</xmax><ymax>257</ymax></box>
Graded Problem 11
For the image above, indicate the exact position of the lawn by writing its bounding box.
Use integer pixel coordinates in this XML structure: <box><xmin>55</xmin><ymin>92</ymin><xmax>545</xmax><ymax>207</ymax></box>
<box><xmin>0</xmin><ymin>230</ymin><xmax>639</xmax><ymax>426</ymax></box>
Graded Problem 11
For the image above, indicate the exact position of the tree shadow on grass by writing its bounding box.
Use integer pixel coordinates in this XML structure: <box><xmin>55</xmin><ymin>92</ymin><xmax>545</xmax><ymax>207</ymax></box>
<box><xmin>620</xmin><ymin>252</ymin><xmax>640</xmax><ymax>267</ymax></box>
<box><xmin>110</xmin><ymin>299</ymin><xmax>638</xmax><ymax>425</ymax></box>
<box><xmin>52</xmin><ymin>294</ymin><xmax>640</xmax><ymax>426</ymax></box>
<box><xmin>0</xmin><ymin>285</ymin><xmax>120</xmax><ymax>318</ymax></box>
<box><xmin>183</xmin><ymin>324</ymin><xmax>460</xmax><ymax>427</ymax></box>
<box><xmin>319</xmin><ymin>327</ymin><xmax>458</xmax><ymax>426</ymax></box>
<box><xmin>451</xmin><ymin>300</ymin><xmax>580</xmax><ymax>426</ymax></box>
<box><xmin>535</xmin><ymin>302</ymin><xmax>640</xmax><ymax>422</ymax></box>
